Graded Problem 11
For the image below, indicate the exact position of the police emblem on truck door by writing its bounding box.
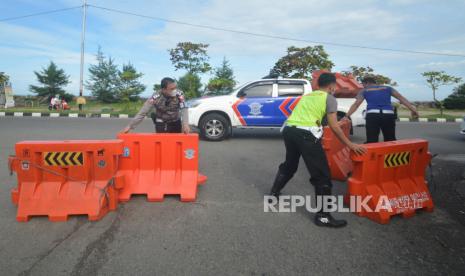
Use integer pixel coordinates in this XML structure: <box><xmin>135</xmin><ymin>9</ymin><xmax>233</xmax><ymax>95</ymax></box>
<box><xmin>248</xmin><ymin>102</ymin><xmax>263</xmax><ymax>116</ymax></box>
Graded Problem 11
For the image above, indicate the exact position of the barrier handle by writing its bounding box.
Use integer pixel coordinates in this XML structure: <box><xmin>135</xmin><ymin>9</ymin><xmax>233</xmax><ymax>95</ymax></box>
<box><xmin>98</xmin><ymin>155</ymin><xmax>121</xmax><ymax>208</ymax></box>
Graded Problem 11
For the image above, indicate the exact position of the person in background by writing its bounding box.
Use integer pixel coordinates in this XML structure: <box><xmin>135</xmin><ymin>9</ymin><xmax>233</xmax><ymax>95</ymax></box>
<box><xmin>76</xmin><ymin>96</ymin><xmax>86</xmax><ymax>111</ymax></box>
<box><xmin>49</xmin><ymin>95</ymin><xmax>60</xmax><ymax>110</ymax></box>
<box><xmin>344</xmin><ymin>76</ymin><xmax>419</xmax><ymax>143</ymax></box>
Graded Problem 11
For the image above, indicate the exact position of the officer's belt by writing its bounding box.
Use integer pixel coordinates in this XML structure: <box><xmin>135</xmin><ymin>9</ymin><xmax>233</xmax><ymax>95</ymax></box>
<box><xmin>287</xmin><ymin>125</ymin><xmax>323</xmax><ymax>139</ymax></box>
<box><xmin>155</xmin><ymin>118</ymin><xmax>180</xmax><ymax>123</ymax></box>
<box><xmin>367</xmin><ymin>109</ymin><xmax>394</xmax><ymax>114</ymax></box>
<box><xmin>290</xmin><ymin>125</ymin><xmax>314</xmax><ymax>132</ymax></box>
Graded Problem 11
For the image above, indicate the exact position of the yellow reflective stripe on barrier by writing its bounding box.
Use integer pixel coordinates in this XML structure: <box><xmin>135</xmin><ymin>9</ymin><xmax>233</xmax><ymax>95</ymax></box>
<box><xmin>44</xmin><ymin>152</ymin><xmax>84</xmax><ymax>166</ymax></box>
<box><xmin>45</xmin><ymin>152</ymin><xmax>57</xmax><ymax>166</ymax></box>
<box><xmin>56</xmin><ymin>152</ymin><xmax>66</xmax><ymax>166</ymax></box>
<box><xmin>384</xmin><ymin>151</ymin><xmax>410</xmax><ymax>168</ymax></box>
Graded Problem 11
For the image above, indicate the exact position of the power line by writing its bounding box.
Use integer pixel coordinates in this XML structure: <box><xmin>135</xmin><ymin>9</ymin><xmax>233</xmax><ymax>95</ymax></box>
<box><xmin>0</xmin><ymin>6</ymin><xmax>83</xmax><ymax>22</ymax></box>
<box><xmin>88</xmin><ymin>4</ymin><xmax>465</xmax><ymax>58</ymax></box>
<box><xmin>2</xmin><ymin>4</ymin><xmax>464</xmax><ymax>58</ymax></box>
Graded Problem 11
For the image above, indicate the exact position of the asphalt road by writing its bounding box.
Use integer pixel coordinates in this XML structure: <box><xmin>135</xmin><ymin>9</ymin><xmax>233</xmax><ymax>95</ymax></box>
<box><xmin>1</xmin><ymin>117</ymin><xmax>464</xmax><ymax>276</ymax></box>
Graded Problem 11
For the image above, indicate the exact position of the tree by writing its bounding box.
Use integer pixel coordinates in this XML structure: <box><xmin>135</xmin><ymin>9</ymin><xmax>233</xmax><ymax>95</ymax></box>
<box><xmin>177</xmin><ymin>73</ymin><xmax>202</xmax><ymax>99</ymax></box>
<box><xmin>86</xmin><ymin>48</ymin><xmax>120</xmax><ymax>103</ymax></box>
<box><xmin>206</xmin><ymin>57</ymin><xmax>236</xmax><ymax>95</ymax></box>
<box><xmin>118</xmin><ymin>63</ymin><xmax>146</xmax><ymax>102</ymax></box>
<box><xmin>29</xmin><ymin>61</ymin><xmax>71</xmax><ymax>101</ymax></box>
<box><xmin>268</xmin><ymin>45</ymin><xmax>334</xmax><ymax>79</ymax></box>
<box><xmin>342</xmin><ymin>66</ymin><xmax>397</xmax><ymax>86</ymax></box>
<box><xmin>421</xmin><ymin>71</ymin><xmax>462</xmax><ymax>115</ymax></box>
<box><xmin>0</xmin><ymin>72</ymin><xmax>9</xmax><ymax>85</ymax></box>
<box><xmin>443</xmin><ymin>83</ymin><xmax>465</xmax><ymax>109</ymax></box>
<box><xmin>169</xmin><ymin>42</ymin><xmax>211</xmax><ymax>74</ymax></box>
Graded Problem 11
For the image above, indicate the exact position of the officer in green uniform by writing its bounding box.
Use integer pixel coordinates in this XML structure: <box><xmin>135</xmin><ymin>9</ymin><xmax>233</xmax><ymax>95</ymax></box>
<box><xmin>269</xmin><ymin>73</ymin><xmax>366</xmax><ymax>228</ymax></box>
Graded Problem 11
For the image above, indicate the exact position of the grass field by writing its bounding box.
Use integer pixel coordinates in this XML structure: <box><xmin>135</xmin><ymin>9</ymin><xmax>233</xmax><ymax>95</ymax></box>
<box><xmin>2</xmin><ymin>100</ymin><xmax>465</xmax><ymax>118</ymax></box>
<box><xmin>0</xmin><ymin>100</ymin><xmax>145</xmax><ymax>115</ymax></box>
<box><xmin>397</xmin><ymin>106</ymin><xmax>465</xmax><ymax>119</ymax></box>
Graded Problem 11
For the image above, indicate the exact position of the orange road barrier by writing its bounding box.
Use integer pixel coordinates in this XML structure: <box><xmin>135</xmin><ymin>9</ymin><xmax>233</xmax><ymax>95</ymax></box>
<box><xmin>116</xmin><ymin>133</ymin><xmax>207</xmax><ymax>202</ymax></box>
<box><xmin>322</xmin><ymin>119</ymin><xmax>353</xmax><ymax>181</ymax></box>
<box><xmin>312</xmin><ymin>70</ymin><xmax>363</xmax><ymax>98</ymax></box>
<box><xmin>347</xmin><ymin>139</ymin><xmax>434</xmax><ymax>224</ymax></box>
<box><xmin>8</xmin><ymin>140</ymin><xmax>124</xmax><ymax>222</ymax></box>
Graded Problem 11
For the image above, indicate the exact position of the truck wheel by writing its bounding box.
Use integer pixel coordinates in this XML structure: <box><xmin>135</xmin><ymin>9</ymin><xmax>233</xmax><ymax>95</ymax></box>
<box><xmin>199</xmin><ymin>113</ymin><xmax>231</xmax><ymax>141</ymax></box>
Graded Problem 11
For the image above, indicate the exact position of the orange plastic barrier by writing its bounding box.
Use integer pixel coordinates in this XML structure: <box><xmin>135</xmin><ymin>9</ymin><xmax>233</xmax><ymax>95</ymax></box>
<box><xmin>322</xmin><ymin>119</ymin><xmax>353</xmax><ymax>181</ymax></box>
<box><xmin>347</xmin><ymin>139</ymin><xmax>434</xmax><ymax>224</ymax></box>
<box><xmin>116</xmin><ymin>133</ymin><xmax>207</xmax><ymax>202</ymax></box>
<box><xmin>312</xmin><ymin>70</ymin><xmax>363</xmax><ymax>98</ymax></box>
<box><xmin>9</xmin><ymin>140</ymin><xmax>124</xmax><ymax>222</ymax></box>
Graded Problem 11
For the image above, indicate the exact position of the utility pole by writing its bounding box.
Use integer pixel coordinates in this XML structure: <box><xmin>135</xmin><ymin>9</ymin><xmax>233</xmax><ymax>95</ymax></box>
<box><xmin>79</xmin><ymin>0</ymin><xmax>87</xmax><ymax>96</ymax></box>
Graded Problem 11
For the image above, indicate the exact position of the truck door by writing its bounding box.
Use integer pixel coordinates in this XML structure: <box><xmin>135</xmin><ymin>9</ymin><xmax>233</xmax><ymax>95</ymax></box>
<box><xmin>274</xmin><ymin>81</ymin><xmax>305</xmax><ymax>125</ymax></box>
<box><xmin>232</xmin><ymin>81</ymin><xmax>276</xmax><ymax>126</ymax></box>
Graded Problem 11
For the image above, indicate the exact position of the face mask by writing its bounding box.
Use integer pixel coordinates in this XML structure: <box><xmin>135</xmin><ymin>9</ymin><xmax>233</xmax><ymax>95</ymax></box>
<box><xmin>163</xmin><ymin>89</ymin><xmax>176</xmax><ymax>97</ymax></box>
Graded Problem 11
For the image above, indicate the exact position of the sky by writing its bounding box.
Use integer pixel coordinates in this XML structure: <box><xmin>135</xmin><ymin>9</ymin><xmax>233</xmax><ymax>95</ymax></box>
<box><xmin>1</xmin><ymin>0</ymin><xmax>465</xmax><ymax>101</ymax></box>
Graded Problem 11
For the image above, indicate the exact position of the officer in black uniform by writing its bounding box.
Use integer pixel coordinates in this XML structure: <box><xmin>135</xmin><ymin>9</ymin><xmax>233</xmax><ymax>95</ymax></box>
<box><xmin>121</xmin><ymin>77</ymin><xmax>190</xmax><ymax>134</ymax></box>
<box><xmin>269</xmin><ymin>73</ymin><xmax>366</xmax><ymax>228</ymax></box>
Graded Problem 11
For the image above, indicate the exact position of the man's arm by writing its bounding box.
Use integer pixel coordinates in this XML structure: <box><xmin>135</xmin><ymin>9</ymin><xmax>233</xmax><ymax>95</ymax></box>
<box><xmin>177</xmin><ymin>91</ymin><xmax>191</xmax><ymax>134</ymax></box>
<box><xmin>345</xmin><ymin>90</ymin><xmax>365</xmax><ymax>119</ymax></box>
<box><xmin>120</xmin><ymin>98</ymin><xmax>154</xmax><ymax>133</ymax></box>
<box><xmin>345</xmin><ymin>97</ymin><xmax>364</xmax><ymax>119</ymax></box>
<box><xmin>327</xmin><ymin>112</ymin><xmax>366</xmax><ymax>155</ymax></box>
<box><xmin>180</xmin><ymin>108</ymin><xmax>190</xmax><ymax>134</ymax></box>
<box><xmin>391</xmin><ymin>89</ymin><xmax>419</xmax><ymax>118</ymax></box>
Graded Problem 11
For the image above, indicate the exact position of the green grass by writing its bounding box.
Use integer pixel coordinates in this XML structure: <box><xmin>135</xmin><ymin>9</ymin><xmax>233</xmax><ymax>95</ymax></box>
<box><xmin>397</xmin><ymin>106</ymin><xmax>465</xmax><ymax>119</ymax></box>
<box><xmin>3</xmin><ymin>100</ymin><xmax>465</xmax><ymax>118</ymax></box>
<box><xmin>422</xmin><ymin>114</ymin><xmax>463</xmax><ymax>119</ymax></box>
<box><xmin>0</xmin><ymin>100</ymin><xmax>144</xmax><ymax>115</ymax></box>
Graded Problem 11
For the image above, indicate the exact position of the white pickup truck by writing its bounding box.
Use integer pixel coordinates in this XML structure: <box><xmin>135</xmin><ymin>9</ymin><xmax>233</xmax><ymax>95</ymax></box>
<box><xmin>461</xmin><ymin>116</ymin><xmax>465</xmax><ymax>135</ymax></box>
<box><xmin>187</xmin><ymin>78</ymin><xmax>366</xmax><ymax>141</ymax></box>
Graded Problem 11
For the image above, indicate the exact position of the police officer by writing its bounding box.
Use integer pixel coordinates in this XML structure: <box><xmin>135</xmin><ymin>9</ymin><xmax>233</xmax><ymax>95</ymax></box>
<box><xmin>344</xmin><ymin>76</ymin><xmax>418</xmax><ymax>143</ymax></box>
<box><xmin>121</xmin><ymin>77</ymin><xmax>190</xmax><ymax>134</ymax></box>
<box><xmin>269</xmin><ymin>73</ymin><xmax>366</xmax><ymax>228</ymax></box>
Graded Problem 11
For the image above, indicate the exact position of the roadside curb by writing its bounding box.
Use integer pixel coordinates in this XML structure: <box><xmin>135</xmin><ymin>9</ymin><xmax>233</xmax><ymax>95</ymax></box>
<box><xmin>398</xmin><ymin>117</ymin><xmax>463</xmax><ymax>123</ymax></box>
<box><xmin>0</xmin><ymin>112</ymin><xmax>463</xmax><ymax>123</ymax></box>
<box><xmin>0</xmin><ymin>112</ymin><xmax>135</xmax><ymax>118</ymax></box>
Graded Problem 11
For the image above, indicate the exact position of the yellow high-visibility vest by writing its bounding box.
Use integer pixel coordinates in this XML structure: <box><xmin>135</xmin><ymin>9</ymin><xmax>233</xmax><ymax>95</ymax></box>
<box><xmin>286</xmin><ymin>90</ymin><xmax>327</xmax><ymax>127</ymax></box>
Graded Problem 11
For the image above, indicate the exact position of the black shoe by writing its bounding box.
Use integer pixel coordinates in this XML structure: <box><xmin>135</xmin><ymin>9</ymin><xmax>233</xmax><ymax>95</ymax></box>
<box><xmin>267</xmin><ymin>192</ymin><xmax>281</xmax><ymax>203</ymax></box>
<box><xmin>314</xmin><ymin>213</ymin><xmax>347</xmax><ymax>228</ymax></box>
<box><xmin>268</xmin><ymin>170</ymin><xmax>292</xmax><ymax>199</ymax></box>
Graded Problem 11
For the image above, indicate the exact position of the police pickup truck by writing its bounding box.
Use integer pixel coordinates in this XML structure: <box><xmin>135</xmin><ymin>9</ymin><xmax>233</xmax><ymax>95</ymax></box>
<box><xmin>187</xmin><ymin>78</ymin><xmax>366</xmax><ymax>141</ymax></box>
<box><xmin>461</xmin><ymin>116</ymin><xmax>465</xmax><ymax>135</ymax></box>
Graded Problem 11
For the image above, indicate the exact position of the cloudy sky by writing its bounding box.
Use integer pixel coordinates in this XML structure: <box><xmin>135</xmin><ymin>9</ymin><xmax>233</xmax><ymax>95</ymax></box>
<box><xmin>1</xmin><ymin>0</ymin><xmax>465</xmax><ymax>100</ymax></box>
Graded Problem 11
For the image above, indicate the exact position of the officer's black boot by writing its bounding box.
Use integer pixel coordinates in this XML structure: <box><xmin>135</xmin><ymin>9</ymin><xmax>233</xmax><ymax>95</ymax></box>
<box><xmin>268</xmin><ymin>170</ymin><xmax>292</xmax><ymax>202</ymax></box>
<box><xmin>313</xmin><ymin>186</ymin><xmax>347</xmax><ymax>228</ymax></box>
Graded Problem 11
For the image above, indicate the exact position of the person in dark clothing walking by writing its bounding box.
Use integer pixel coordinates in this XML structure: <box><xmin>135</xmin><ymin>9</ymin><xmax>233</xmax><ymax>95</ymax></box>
<box><xmin>269</xmin><ymin>73</ymin><xmax>366</xmax><ymax>228</ymax></box>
